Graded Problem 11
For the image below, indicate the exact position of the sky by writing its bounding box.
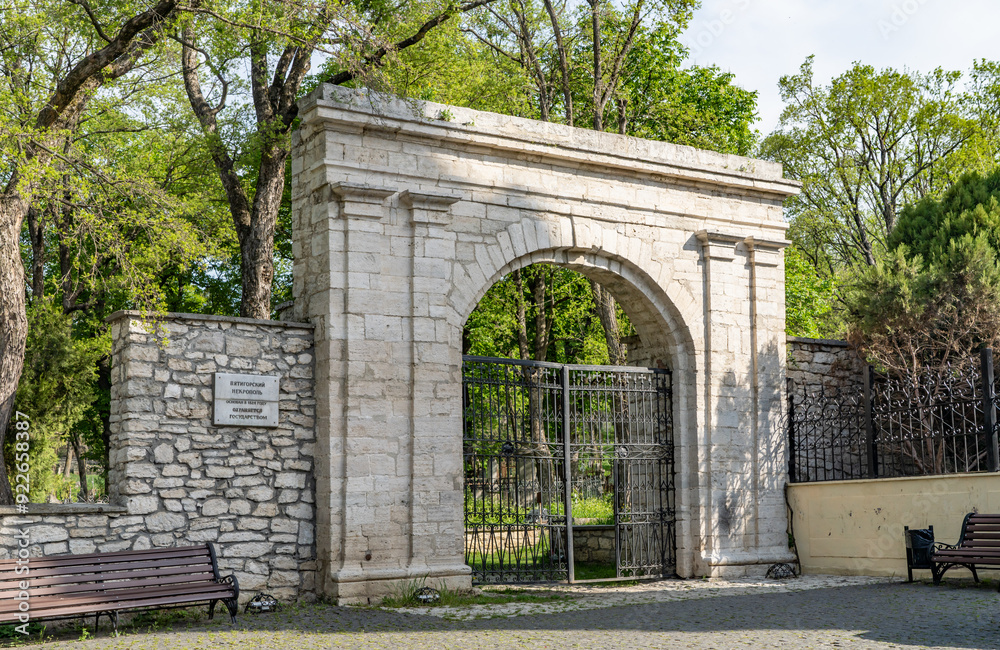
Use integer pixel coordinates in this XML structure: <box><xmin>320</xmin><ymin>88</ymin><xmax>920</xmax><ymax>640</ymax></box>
<box><xmin>680</xmin><ymin>0</ymin><xmax>998</xmax><ymax>135</ymax></box>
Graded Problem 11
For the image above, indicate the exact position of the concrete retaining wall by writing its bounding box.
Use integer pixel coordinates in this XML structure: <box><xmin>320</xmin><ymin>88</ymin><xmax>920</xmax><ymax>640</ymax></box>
<box><xmin>787</xmin><ymin>473</ymin><xmax>1000</xmax><ymax>578</ymax></box>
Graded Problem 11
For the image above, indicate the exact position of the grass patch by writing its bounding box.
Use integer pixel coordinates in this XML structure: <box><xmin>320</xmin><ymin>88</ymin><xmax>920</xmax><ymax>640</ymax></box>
<box><xmin>573</xmin><ymin>562</ymin><xmax>617</xmax><ymax>581</ymax></box>
<box><xmin>0</xmin><ymin>622</ymin><xmax>46</xmax><ymax>646</ymax></box>
<box><xmin>572</xmin><ymin>562</ymin><xmax>643</xmax><ymax>586</ymax></box>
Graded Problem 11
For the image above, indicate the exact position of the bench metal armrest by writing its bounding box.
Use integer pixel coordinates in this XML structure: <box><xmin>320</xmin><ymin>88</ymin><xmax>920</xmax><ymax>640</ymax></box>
<box><xmin>933</xmin><ymin>542</ymin><xmax>958</xmax><ymax>553</ymax></box>
<box><xmin>218</xmin><ymin>573</ymin><xmax>240</xmax><ymax>599</ymax></box>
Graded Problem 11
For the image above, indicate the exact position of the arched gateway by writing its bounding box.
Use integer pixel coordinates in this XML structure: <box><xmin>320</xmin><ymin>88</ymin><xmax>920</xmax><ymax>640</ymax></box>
<box><xmin>291</xmin><ymin>85</ymin><xmax>800</xmax><ymax>603</ymax></box>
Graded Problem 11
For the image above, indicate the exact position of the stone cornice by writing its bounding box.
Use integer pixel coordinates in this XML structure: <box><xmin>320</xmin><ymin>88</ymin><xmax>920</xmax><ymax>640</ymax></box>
<box><xmin>301</xmin><ymin>86</ymin><xmax>801</xmax><ymax>201</ymax></box>
<box><xmin>106</xmin><ymin>310</ymin><xmax>314</xmax><ymax>329</ymax></box>
<box><xmin>0</xmin><ymin>503</ymin><xmax>128</xmax><ymax>516</ymax></box>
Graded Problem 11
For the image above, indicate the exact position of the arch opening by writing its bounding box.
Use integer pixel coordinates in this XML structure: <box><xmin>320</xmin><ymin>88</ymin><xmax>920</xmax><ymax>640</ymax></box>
<box><xmin>458</xmin><ymin>255</ymin><xmax>682</xmax><ymax>583</ymax></box>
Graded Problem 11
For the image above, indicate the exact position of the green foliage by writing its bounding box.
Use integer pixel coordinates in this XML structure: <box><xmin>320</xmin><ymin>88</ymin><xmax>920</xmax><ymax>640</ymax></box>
<box><xmin>761</xmin><ymin>56</ymin><xmax>981</xmax><ymax>269</ymax></box>
<box><xmin>846</xmin><ymin>167</ymin><xmax>1000</xmax><ymax>374</ymax></box>
<box><xmin>567</xmin><ymin>495</ymin><xmax>614</xmax><ymax>524</ymax></box>
<box><xmin>785</xmin><ymin>247</ymin><xmax>837</xmax><ymax>338</ymax></box>
<box><xmin>465</xmin><ymin>264</ymin><xmax>631</xmax><ymax>364</ymax></box>
<box><xmin>616</xmin><ymin>21</ymin><xmax>759</xmax><ymax>155</ymax></box>
<box><xmin>845</xmin><ymin>187</ymin><xmax>1000</xmax><ymax>374</ymax></box>
<box><xmin>5</xmin><ymin>300</ymin><xmax>106</xmax><ymax>501</ymax></box>
<box><xmin>888</xmin><ymin>167</ymin><xmax>1000</xmax><ymax>262</ymax></box>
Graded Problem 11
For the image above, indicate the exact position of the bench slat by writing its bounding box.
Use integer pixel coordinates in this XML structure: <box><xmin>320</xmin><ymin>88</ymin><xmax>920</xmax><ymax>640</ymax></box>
<box><xmin>0</xmin><ymin>573</ymin><xmax>219</xmax><ymax>600</ymax></box>
<box><xmin>0</xmin><ymin>546</ymin><xmax>212</xmax><ymax>571</ymax></box>
<box><xmin>0</xmin><ymin>565</ymin><xmax>216</xmax><ymax>593</ymax></box>
<box><xmin>933</xmin><ymin>555</ymin><xmax>1000</xmax><ymax>563</ymax></box>
<box><xmin>0</xmin><ymin>543</ymin><xmax>236</xmax><ymax>627</ymax></box>
<box><xmin>0</xmin><ymin>580</ymin><xmax>231</xmax><ymax>614</ymax></box>
<box><xmin>0</xmin><ymin>555</ymin><xmax>215</xmax><ymax>583</ymax></box>
<box><xmin>935</xmin><ymin>549</ymin><xmax>1000</xmax><ymax>555</ymax></box>
<box><xmin>0</xmin><ymin>587</ymin><xmax>234</xmax><ymax>623</ymax></box>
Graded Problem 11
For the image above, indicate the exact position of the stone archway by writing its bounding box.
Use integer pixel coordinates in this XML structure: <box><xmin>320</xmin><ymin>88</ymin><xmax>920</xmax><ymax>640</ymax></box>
<box><xmin>291</xmin><ymin>85</ymin><xmax>800</xmax><ymax>603</ymax></box>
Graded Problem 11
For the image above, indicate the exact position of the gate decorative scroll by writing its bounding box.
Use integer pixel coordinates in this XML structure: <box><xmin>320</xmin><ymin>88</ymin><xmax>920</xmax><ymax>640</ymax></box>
<box><xmin>462</xmin><ymin>356</ymin><xmax>675</xmax><ymax>584</ymax></box>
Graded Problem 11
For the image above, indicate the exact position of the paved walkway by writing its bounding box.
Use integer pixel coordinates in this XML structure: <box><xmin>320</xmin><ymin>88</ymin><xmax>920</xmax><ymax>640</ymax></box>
<box><xmin>12</xmin><ymin>576</ymin><xmax>1000</xmax><ymax>649</ymax></box>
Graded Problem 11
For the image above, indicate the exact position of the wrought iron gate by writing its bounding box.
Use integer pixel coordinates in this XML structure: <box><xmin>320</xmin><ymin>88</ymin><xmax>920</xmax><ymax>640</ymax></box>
<box><xmin>462</xmin><ymin>356</ymin><xmax>675</xmax><ymax>584</ymax></box>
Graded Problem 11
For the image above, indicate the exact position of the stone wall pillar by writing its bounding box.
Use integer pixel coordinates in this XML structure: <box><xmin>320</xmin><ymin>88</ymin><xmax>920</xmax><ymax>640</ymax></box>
<box><xmin>107</xmin><ymin>312</ymin><xmax>318</xmax><ymax>600</ymax></box>
<box><xmin>1</xmin><ymin>313</ymin><xmax>318</xmax><ymax>603</ymax></box>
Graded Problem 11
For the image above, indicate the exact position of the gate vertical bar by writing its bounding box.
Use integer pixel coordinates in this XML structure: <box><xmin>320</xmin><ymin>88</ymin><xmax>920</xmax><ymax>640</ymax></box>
<box><xmin>981</xmin><ymin>347</ymin><xmax>998</xmax><ymax>472</ymax></box>
<box><xmin>787</xmin><ymin>377</ymin><xmax>796</xmax><ymax>483</ymax></box>
<box><xmin>864</xmin><ymin>365</ymin><xmax>878</xmax><ymax>479</ymax></box>
<box><xmin>562</xmin><ymin>365</ymin><xmax>575</xmax><ymax>583</ymax></box>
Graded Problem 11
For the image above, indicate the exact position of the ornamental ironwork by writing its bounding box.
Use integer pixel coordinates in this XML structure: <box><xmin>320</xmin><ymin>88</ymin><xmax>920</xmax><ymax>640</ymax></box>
<box><xmin>462</xmin><ymin>356</ymin><xmax>675</xmax><ymax>584</ymax></box>
<box><xmin>788</xmin><ymin>348</ymin><xmax>1000</xmax><ymax>483</ymax></box>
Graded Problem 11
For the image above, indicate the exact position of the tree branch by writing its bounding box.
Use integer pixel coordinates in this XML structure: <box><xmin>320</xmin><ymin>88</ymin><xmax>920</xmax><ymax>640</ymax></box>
<box><xmin>323</xmin><ymin>0</ymin><xmax>498</xmax><ymax>85</ymax></box>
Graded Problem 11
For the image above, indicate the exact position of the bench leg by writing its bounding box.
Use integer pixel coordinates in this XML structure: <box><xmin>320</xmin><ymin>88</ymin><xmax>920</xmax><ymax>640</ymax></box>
<box><xmin>970</xmin><ymin>565</ymin><xmax>980</xmax><ymax>584</ymax></box>
<box><xmin>931</xmin><ymin>562</ymin><xmax>944</xmax><ymax>585</ymax></box>
<box><xmin>223</xmin><ymin>597</ymin><xmax>238</xmax><ymax>625</ymax></box>
<box><xmin>208</xmin><ymin>600</ymin><xmax>217</xmax><ymax>620</ymax></box>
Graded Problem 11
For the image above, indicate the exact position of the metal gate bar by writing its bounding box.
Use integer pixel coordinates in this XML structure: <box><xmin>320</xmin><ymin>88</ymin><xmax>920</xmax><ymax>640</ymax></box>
<box><xmin>463</xmin><ymin>355</ymin><xmax>675</xmax><ymax>584</ymax></box>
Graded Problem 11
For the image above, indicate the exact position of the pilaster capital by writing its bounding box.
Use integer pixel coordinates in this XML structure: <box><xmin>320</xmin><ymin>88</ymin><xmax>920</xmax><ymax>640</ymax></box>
<box><xmin>399</xmin><ymin>189</ymin><xmax>462</xmax><ymax>225</ymax></box>
<box><xmin>330</xmin><ymin>182</ymin><xmax>395</xmax><ymax>219</ymax></box>
<box><xmin>743</xmin><ymin>236</ymin><xmax>790</xmax><ymax>268</ymax></box>
<box><xmin>695</xmin><ymin>230</ymin><xmax>743</xmax><ymax>261</ymax></box>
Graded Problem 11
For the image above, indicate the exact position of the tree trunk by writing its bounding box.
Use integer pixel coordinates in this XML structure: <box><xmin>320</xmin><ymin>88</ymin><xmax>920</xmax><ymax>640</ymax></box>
<box><xmin>0</xmin><ymin>194</ymin><xmax>29</xmax><ymax>505</ymax></box>
<box><xmin>63</xmin><ymin>445</ymin><xmax>74</xmax><ymax>479</ymax></box>
<box><xmin>98</xmin><ymin>354</ymin><xmax>112</xmax><ymax>471</ymax></box>
<box><xmin>70</xmin><ymin>431</ymin><xmax>90</xmax><ymax>502</ymax></box>
<box><xmin>237</xmin><ymin>150</ymin><xmax>285</xmax><ymax>319</ymax></box>
<box><xmin>589</xmin><ymin>0</ymin><xmax>605</xmax><ymax>131</ymax></box>
<box><xmin>616</xmin><ymin>97</ymin><xmax>628</xmax><ymax>135</ymax></box>
<box><xmin>543</xmin><ymin>0</ymin><xmax>573</xmax><ymax>126</ymax></box>
<box><xmin>27</xmin><ymin>206</ymin><xmax>44</xmax><ymax>301</ymax></box>
<box><xmin>590</xmin><ymin>280</ymin><xmax>626</xmax><ymax>365</ymax></box>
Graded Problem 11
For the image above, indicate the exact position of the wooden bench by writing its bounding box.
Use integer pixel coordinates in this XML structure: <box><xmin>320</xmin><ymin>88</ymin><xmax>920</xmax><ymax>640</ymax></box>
<box><xmin>930</xmin><ymin>513</ymin><xmax>1000</xmax><ymax>589</ymax></box>
<box><xmin>0</xmin><ymin>543</ymin><xmax>239</xmax><ymax>631</ymax></box>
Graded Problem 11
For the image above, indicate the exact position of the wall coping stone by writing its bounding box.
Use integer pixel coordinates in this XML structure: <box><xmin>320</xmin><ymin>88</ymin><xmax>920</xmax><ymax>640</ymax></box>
<box><xmin>787</xmin><ymin>471</ymin><xmax>1000</xmax><ymax>489</ymax></box>
<box><xmin>106</xmin><ymin>310</ymin><xmax>314</xmax><ymax>329</ymax></box>
<box><xmin>572</xmin><ymin>524</ymin><xmax>616</xmax><ymax>530</ymax></box>
<box><xmin>0</xmin><ymin>504</ymin><xmax>128</xmax><ymax>515</ymax></box>
<box><xmin>787</xmin><ymin>336</ymin><xmax>852</xmax><ymax>348</ymax></box>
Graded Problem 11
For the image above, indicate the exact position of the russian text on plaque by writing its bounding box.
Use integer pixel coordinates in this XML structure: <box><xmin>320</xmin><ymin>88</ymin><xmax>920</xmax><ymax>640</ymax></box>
<box><xmin>214</xmin><ymin>373</ymin><xmax>280</xmax><ymax>427</ymax></box>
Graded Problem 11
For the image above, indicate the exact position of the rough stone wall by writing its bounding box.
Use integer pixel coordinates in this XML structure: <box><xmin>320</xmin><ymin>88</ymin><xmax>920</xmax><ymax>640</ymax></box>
<box><xmin>292</xmin><ymin>84</ymin><xmax>800</xmax><ymax>596</ymax></box>
<box><xmin>786</xmin><ymin>337</ymin><xmax>865</xmax><ymax>396</ymax></box>
<box><xmin>0</xmin><ymin>504</ymin><xmax>128</xmax><ymax>558</ymax></box>
<box><xmin>0</xmin><ymin>312</ymin><xmax>318</xmax><ymax>603</ymax></box>
<box><xmin>572</xmin><ymin>526</ymin><xmax>615</xmax><ymax>564</ymax></box>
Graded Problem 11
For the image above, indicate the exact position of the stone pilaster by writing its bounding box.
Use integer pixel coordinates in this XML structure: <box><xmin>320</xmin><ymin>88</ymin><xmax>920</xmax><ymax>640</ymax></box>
<box><xmin>401</xmin><ymin>190</ymin><xmax>470</xmax><ymax>584</ymax></box>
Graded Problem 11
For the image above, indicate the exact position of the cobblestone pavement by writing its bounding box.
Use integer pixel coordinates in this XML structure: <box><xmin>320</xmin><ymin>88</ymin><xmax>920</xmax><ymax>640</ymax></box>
<box><xmin>11</xmin><ymin>577</ymin><xmax>1000</xmax><ymax>649</ymax></box>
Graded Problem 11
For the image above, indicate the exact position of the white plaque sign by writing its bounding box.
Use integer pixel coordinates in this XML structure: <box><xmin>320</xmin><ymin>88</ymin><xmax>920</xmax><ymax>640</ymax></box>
<box><xmin>214</xmin><ymin>373</ymin><xmax>280</xmax><ymax>427</ymax></box>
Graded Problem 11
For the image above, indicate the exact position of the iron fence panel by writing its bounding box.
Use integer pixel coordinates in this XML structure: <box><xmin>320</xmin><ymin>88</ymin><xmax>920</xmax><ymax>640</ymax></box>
<box><xmin>788</xmin><ymin>349</ymin><xmax>1000</xmax><ymax>483</ymax></box>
